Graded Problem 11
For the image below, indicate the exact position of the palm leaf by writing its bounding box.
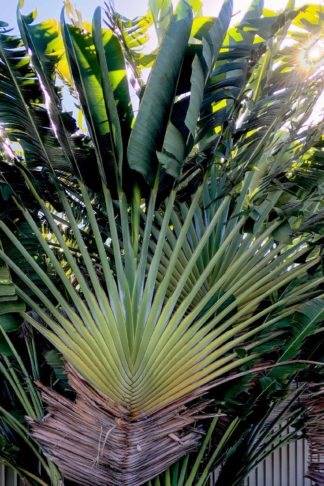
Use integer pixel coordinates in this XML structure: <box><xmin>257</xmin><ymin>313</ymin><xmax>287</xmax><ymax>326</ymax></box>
<box><xmin>0</xmin><ymin>171</ymin><xmax>322</xmax><ymax>483</ymax></box>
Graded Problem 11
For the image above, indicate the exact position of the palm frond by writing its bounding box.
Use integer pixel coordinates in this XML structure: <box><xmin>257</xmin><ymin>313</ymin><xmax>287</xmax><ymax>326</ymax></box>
<box><xmin>0</xmin><ymin>170</ymin><xmax>322</xmax><ymax>483</ymax></box>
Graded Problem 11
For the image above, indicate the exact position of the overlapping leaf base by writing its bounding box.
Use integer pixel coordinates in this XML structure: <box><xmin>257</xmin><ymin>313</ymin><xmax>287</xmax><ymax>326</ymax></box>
<box><xmin>29</xmin><ymin>366</ymin><xmax>205</xmax><ymax>485</ymax></box>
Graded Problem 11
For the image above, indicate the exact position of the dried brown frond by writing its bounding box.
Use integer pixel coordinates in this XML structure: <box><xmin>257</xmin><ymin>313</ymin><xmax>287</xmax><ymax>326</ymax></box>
<box><xmin>304</xmin><ymin>386</ymin><xmax>324</xmax><ymax>484</ymax></box>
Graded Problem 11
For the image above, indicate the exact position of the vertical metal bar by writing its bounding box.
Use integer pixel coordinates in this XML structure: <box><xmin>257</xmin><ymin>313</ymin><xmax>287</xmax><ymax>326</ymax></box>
<box><xmin>265</xmin><ymin>448</ymin><xmax>273</xmax><ymax>486</ymax></box>
<box><xmin>279</xmin><ymin>423</ymin><xmax>283</xmax><ymax>486</ymax></box>
<box><xmin>303</xmin><ymin>437</ymin><xmax>306</xmax><ymax>486</ymax></box>
<box><xmin>288</xmin><ymin>442</ymin><xmax>291</xmax><ymax>486</ymax></box>
<box><xmin>248</xmin><ymin>466</ymin><xmax>256</xmax><ymax>486</ymax></box>
<box><xmin>257</xmin><ymin>459</ymin><xmax>265</xmax><ymax>486</ymax></box>
<box><xmin>273</xmin><ymin>445</ymin><xmax>281</xmax><ymax>486</ymax></box>
<box><xmin>281</xmin><ymin>435</ymin><xmax>288</xmax><ymax>486</ymax></box>
<box><xmin>5</xmin><ymin>467</ymin><xmax>17</xmax><ymax>486</ymax></box>
<box><xmin>0</xmin><ymin>464</ymin><xmax>5</xmax><ymax>486</ymax></box>
<box><xmin>289</xmin><ymin>436</ymin><xmax>297</xmax><ymax>486</ymax></box>
<box><xmin>296</xmin><ymin>438</ymin><xmax>304</xmax><ymax>486</ymax></box>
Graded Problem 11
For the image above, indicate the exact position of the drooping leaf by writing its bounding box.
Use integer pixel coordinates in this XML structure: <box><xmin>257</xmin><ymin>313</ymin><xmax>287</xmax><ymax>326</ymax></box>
<box><xmin>127</xmin><ymin>0</ymin><xmax>193</xmax><ymax>185</ymax></box>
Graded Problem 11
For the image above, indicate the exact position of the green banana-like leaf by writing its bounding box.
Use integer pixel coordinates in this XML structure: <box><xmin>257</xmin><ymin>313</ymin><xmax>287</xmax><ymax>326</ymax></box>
<box><xmin>0</xmin><ymin>29</ymin><xmax>69</xmax><ymax>171</ymax></box>
<box><xmin>17</xmin><ymin>11</ymin><xmax>82</xmax><ymax>173</ymax></box>
<box><xmin>92</xmin><ymin>7</ymin><xmax>124</xmax><ymax>184</ymax></box>
<box><xmin>127</xmin><ymin>0</ymin><xmax>193</xmax><ymax>185</ymax></box>
<box><xmin>149</xmin><ymin>0</ymin><xmax>173</xmax><ymax>42</ymax></box>
<box><xmin>275</xmin><ymin>298</ymin><xmax>324</xmax><ymax>365</ymax></box>
<box><xmin>61</xmin><ymin>10</ymin><xmax>118</xmax><ymax>185</ymax></box>
<box><xmin>105</xmin><ymin>4</ymin><xmax>156</xmax><ymax>90</ymax></box>
<box><xmin>185</xmin><ymin>0</ymin><xmax>233</xmax><ymax>140</ymax></box>
<box><xmin>99</xmin><ymin>28</ymin><xmax>133</xmax><ymax>139</ymax></box>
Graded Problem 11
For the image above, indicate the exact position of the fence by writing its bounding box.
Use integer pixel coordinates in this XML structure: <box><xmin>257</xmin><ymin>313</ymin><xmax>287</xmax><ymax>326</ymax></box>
<box><xmin>0</xmin><ymin>466</ymin><xmax>18</xmax><ymax>486</ymax></box>
<box><xmin>208</xmin><ymin>436</ymin><xmax>315</xmax><ymax>486</ymax></box>
<box><xmin>245</xmin><ymin>437</ymin><xmax>314</xmax><ymax>486</ymax></box>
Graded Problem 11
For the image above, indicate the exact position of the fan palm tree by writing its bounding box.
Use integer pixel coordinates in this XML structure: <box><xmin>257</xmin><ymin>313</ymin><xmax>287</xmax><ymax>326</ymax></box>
<box><xmin>0</xmin><ymin>0</ymin><xmax>323</xmax><ymax>484</ymax></box>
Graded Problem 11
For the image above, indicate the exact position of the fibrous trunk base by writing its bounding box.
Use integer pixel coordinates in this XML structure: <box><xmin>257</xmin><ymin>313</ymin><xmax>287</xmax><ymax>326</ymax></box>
<box><xmin>28</xmin><ymin>366</ymin><xmax>205</xmax><ymax>485</ymax></box>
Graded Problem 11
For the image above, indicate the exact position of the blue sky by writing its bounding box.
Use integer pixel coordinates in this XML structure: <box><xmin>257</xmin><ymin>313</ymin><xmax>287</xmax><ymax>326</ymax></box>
<box><xmin>2</xmin><ymin>0</ymin><xmax>141</xmax><ymax>28</ymax></box>
<box><xmin>2</xmin><ymin>0</ymin><xmax>320</xmax><ymax>30</ymax></box>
